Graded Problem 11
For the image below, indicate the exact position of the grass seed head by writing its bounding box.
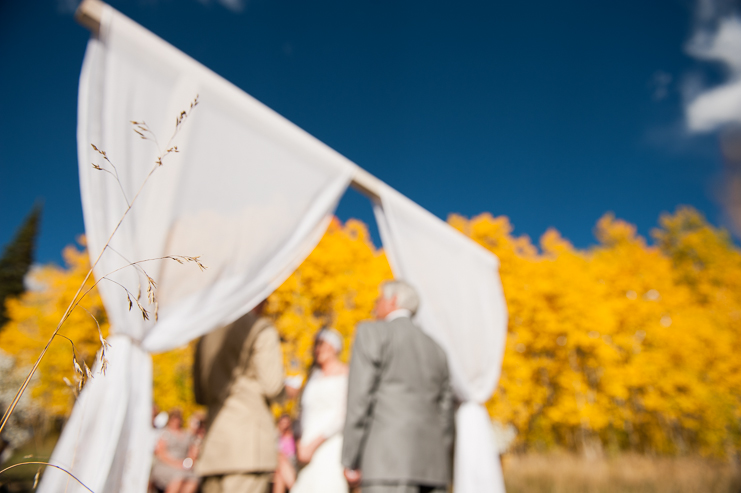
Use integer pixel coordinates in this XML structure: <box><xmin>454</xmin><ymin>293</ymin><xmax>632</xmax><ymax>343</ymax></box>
<box><xmin>62</xmin><ymin>377</ymin><xmax>79</xmax><ymax>398</ymax></box>
<box><xmin>72</xmin><ymin>355</ymin><xmax>84</xmax><ymax>378</ymax></box>
<box><xmin>84</xmin><ymin>361</ymin><xmax>94</xmax><ymax>380</ymax></box>
<box><xmin>135</xmin><ymin>298</ymin><xmax>150</xmax><ymax>320</ymax></box>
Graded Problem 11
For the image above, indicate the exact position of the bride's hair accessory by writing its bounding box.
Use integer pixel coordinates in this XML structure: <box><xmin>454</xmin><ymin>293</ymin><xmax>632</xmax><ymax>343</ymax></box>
<box><xmin>317</xmin><ymin>328</ymin><xmax>343</xmax><ymax>353</ymax></box>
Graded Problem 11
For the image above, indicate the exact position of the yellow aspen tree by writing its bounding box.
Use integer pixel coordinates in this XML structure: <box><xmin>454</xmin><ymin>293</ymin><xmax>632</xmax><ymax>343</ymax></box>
<box><xmin>0</xmin><ymin>239</ymin><xmax>202</xmax><ymax>419</ymax></box>
<box><xmin>0</xmin><ymin>239</ymin><xmax>108</xmax><ymax>417</ymax></box>
<box><xmin>267</xmin><ymin>218</ymin><xmax>393</xmax><ymax>378</ymax></box>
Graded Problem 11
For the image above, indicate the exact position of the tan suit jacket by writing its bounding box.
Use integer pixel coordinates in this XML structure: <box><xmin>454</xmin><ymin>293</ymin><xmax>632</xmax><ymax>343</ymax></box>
<box><xmin>193</xmin><ymin>312</ymin><xmax>284</xmax><ymax>476</ymax></box>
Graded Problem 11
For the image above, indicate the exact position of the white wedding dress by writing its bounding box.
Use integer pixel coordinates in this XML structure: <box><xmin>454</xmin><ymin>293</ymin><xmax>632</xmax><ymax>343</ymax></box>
<box><xmin>291</xmin><ymin>370</ymin><xmax>349</xmax><ymax>493</ymax></box>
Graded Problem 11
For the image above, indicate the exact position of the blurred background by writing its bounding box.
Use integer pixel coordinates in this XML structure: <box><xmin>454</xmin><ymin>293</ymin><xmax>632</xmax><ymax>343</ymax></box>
<box><xmin>2</xmin><ymin>0</ymin><xmax>741</xmax><ymax>491</ymax></box>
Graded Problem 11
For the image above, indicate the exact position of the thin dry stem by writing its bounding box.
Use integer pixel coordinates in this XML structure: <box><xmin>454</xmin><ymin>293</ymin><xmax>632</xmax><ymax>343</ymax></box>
<box><xmin>102</xmin><ymin>277</ymin><xmax>149</xmax><ymax>320</ymax></box>
<box><xmin>0</xmin><ymin>95</ymin><xmax>200</xmax><ymax>438</ymax></box>
<box><xmin>62</xmin><ymin>377</ymin><xmax>79</xmax><ymax>398</ymax></box>
<box><xmin>78</xmin><ymin>306</ymin><xmax>111</xmax><ymax>375</ymax></box>
<box><xmin>0</xmin><ymin>462</ymin><xmax>94</xmax><ymax>493</ymax></box>
<box><xmin>90</xmin><ymin>143</ymin><xmax>130</xmax><ymax>206</ymax></box>
<box><xmin>72</xmin><ymin>254</ymin><xmax>206</xmax><ymax>319</ymax></box>
<box><xmin>54</xmin><ymin>334</ymin><xmax>90</xmax><ymax>393</ymax></box>
<box><xmin>105</xmin><ymin>246</ymin><xmax>154</xmax><ymax>301</ymax></box>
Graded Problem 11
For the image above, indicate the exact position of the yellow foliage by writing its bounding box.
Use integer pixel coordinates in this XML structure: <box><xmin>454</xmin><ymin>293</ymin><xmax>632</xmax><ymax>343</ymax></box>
<box><xmin>262</xmin><ymin>218</ymin><xmax>392</xmax><ymax>417</ymax></box>
<box><xmin>0</xmin><ymin>219</ymin><xmax>391</xmax><ymax>422</ymax></box>
<box><xmin>266</xmin><ymin>217</ymin><xmax>393</xmax><ymax>378</ymax></box>
<box><xmin>0</xmin><ymin>239</ymin><xmax>202</xmax><ymax>419</ymax></box>
<box><xmin>151</xmin><ymin>342</ymin><xmax>201</xmax><ymax>419</ymax></box>
<box><xmin>452</xmin><ymin>208</ymin><xmax>741</xmax><ymax>456</ymax></box>
<box><xmin>3</xmin><ymin>208</ymin><xmax>739</xmax><ymax>458</ymax></box>
<box><xmin>0</xmin><ymin>239</ymin><xmax>109</xmax><ymax>417</ymax></box>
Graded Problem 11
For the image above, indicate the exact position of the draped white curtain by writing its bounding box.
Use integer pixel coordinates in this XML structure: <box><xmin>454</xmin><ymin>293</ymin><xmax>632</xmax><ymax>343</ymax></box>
<box><xmin>40</xmin><ymin>5</ymin><xmax>508</xmax><ymax>493</ymax></box>
<box><xmin>39</xmin><ymin>6</ymin><xmax>353</xmax><ymax>492</ymax></box>
<box><xmin>374</xmin><ymin>185</ymin><xmax>508</xmax><ymax>493</ymax></box>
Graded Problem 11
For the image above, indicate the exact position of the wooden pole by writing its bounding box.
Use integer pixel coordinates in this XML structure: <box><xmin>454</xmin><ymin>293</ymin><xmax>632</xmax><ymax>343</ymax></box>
<box><xmin>74</xmin><ymin>0</ymin><xmax>384</xmax><ymax>201</ymax></box>
<box><xmin>75</xmin><ymin>0</ymin><xmax>103</xmax><ymax>36</ymax></box>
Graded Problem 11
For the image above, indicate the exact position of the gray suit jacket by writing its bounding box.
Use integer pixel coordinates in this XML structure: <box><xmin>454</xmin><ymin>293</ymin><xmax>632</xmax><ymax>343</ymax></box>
<box><xmin>341</xmin><ymin>316</ymin><xmax>454</xmax><ymax>486</ymax></box>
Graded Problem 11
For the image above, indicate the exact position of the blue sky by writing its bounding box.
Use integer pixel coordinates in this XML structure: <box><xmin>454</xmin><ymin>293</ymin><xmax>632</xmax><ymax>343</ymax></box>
<box><xmin>1</xmin><ymin>0</ymin><xmax>739</xmax><ymax>264</ymax></box>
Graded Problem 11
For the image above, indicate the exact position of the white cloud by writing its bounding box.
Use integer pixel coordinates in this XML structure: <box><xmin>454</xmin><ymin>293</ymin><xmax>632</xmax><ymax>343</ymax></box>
<box><xmin>217</xmin><ymin>0</ymin><xmax>246</xmax><ymax>12</ymax></box>
<box><xmin>650</xmin><ymin>70</ymin><xmax>673</xmax><ymax>101</ymax></box>
<box><xmin>57</xmin><ymin>0</ymin><xmax>80</xmax><ymax>14</ymax></box>
<box><xmin>696</xmin><ymin>0</ymin><xmax>725</xmax><ymax>24</ymax></box>
<box><xmin>196</xmin><ymin>0</ymin><xmax>246</xmax><ymax>13</ymax></box>
<box><xmin>685</xmin><ymin>9</ymin><xmax>741</xmax><ymax>132</ymax></box>
<box><xmin>687</xmin><ymin>16</ymin><xmax>741</xmax><ymax>72</ymax></box>
<box><xmin>686</xmin><ymin>77</ymin><xmax>741</xmax><ymax>132</ymax></box>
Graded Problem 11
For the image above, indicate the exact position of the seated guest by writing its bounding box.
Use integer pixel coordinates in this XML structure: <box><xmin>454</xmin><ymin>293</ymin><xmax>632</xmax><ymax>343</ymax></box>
<box><xmin>150</xmin><ymin>409</ymin><xmax>200</xmax><ymax>493</ymax></box>
<box><xmin>273</xmin><ymin>414</ymin><xmax>297</xmax><ymax>493</ymax></box>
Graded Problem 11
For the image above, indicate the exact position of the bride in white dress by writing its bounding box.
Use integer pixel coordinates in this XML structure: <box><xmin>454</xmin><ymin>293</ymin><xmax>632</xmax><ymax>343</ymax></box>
<box><xmin>292</xmin><ymin>328</ymin><xmax>349</xmax><ymax>493</ymax></box>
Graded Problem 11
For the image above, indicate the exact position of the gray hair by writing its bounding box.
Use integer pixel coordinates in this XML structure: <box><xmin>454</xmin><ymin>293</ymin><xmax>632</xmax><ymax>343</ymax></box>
<box><xmin>381</xmin><ymin>280</ymin><xmax>420</xmax><ymax>315</ymax></box>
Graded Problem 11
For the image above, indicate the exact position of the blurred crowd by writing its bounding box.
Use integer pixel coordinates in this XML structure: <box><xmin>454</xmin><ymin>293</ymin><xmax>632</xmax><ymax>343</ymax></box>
<box><xmin>149</xmin><ymin>407</ymin><xmax>205</xmax><ymax>493</ymax></box>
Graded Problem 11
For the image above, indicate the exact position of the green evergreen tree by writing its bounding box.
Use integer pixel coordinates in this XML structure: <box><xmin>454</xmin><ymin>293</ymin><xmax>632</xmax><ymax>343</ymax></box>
<box><xmin>0</xmin><ymin>204</ymin><xmax>42</xmax><ymax>330</ymax></box>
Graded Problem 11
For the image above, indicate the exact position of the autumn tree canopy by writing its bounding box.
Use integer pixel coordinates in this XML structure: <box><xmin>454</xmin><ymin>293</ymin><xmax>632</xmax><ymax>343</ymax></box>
<box><xmin>1</xmin><ymin>207</ymin><xmax>739</xmax><ymax>457</ymax></box>
<box><xmin>452</xmin><ymin>207</ymin><xmax>741</xmax><ymax>457</ymax></box>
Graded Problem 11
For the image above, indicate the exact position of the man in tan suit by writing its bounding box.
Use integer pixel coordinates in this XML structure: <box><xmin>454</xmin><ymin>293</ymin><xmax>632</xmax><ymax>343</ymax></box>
<box><xmin>193</xmin><ymin>302</ymin><xmax>285</xmax><ymax>493</ymax></box>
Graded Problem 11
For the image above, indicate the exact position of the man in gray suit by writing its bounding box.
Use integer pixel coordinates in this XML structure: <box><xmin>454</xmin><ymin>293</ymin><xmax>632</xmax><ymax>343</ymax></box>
<box><xmin>341</xmin><ymin>280</ymin><xmax>454</xmax><ymax>493</ymax></box>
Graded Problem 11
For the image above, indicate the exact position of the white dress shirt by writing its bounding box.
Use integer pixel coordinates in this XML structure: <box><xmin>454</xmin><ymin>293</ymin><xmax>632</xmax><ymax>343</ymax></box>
<box><xmin>384</xmin><ymin>308</ymin><xmax>412</xmax><ymax>321</ymax></box>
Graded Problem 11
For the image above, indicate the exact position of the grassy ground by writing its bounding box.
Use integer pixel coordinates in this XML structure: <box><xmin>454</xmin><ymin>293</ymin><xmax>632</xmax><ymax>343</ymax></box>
<box><xmin>3</xmin><ymin>445</ymin><xmax>740</xmax><ymax>492</ymax></box>
<box><xmin>503</xmin><ymin>452</ymin><xmax>741</xmax><ymax>493</ymax></box>
<box><xmin>0</xmin><ymin>434</ymin><xmax>58</xmax><ymax>493</ymax></box>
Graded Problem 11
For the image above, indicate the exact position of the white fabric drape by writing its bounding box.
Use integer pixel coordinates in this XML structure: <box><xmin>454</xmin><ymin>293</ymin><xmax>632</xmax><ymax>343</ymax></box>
<box><xmin>374</xmin><ymin>185</ymin><xmax>508</xmax><ymax>493</ymax></box>
<box><xmin>39</xmin><ymin>5</ymin><xmax>354</xmax><ymax>492</ymax></box>
<box><xmin>40</xmin><ymin>4</ymin><xmax>508</xmax><ymax>492</ymax></box>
